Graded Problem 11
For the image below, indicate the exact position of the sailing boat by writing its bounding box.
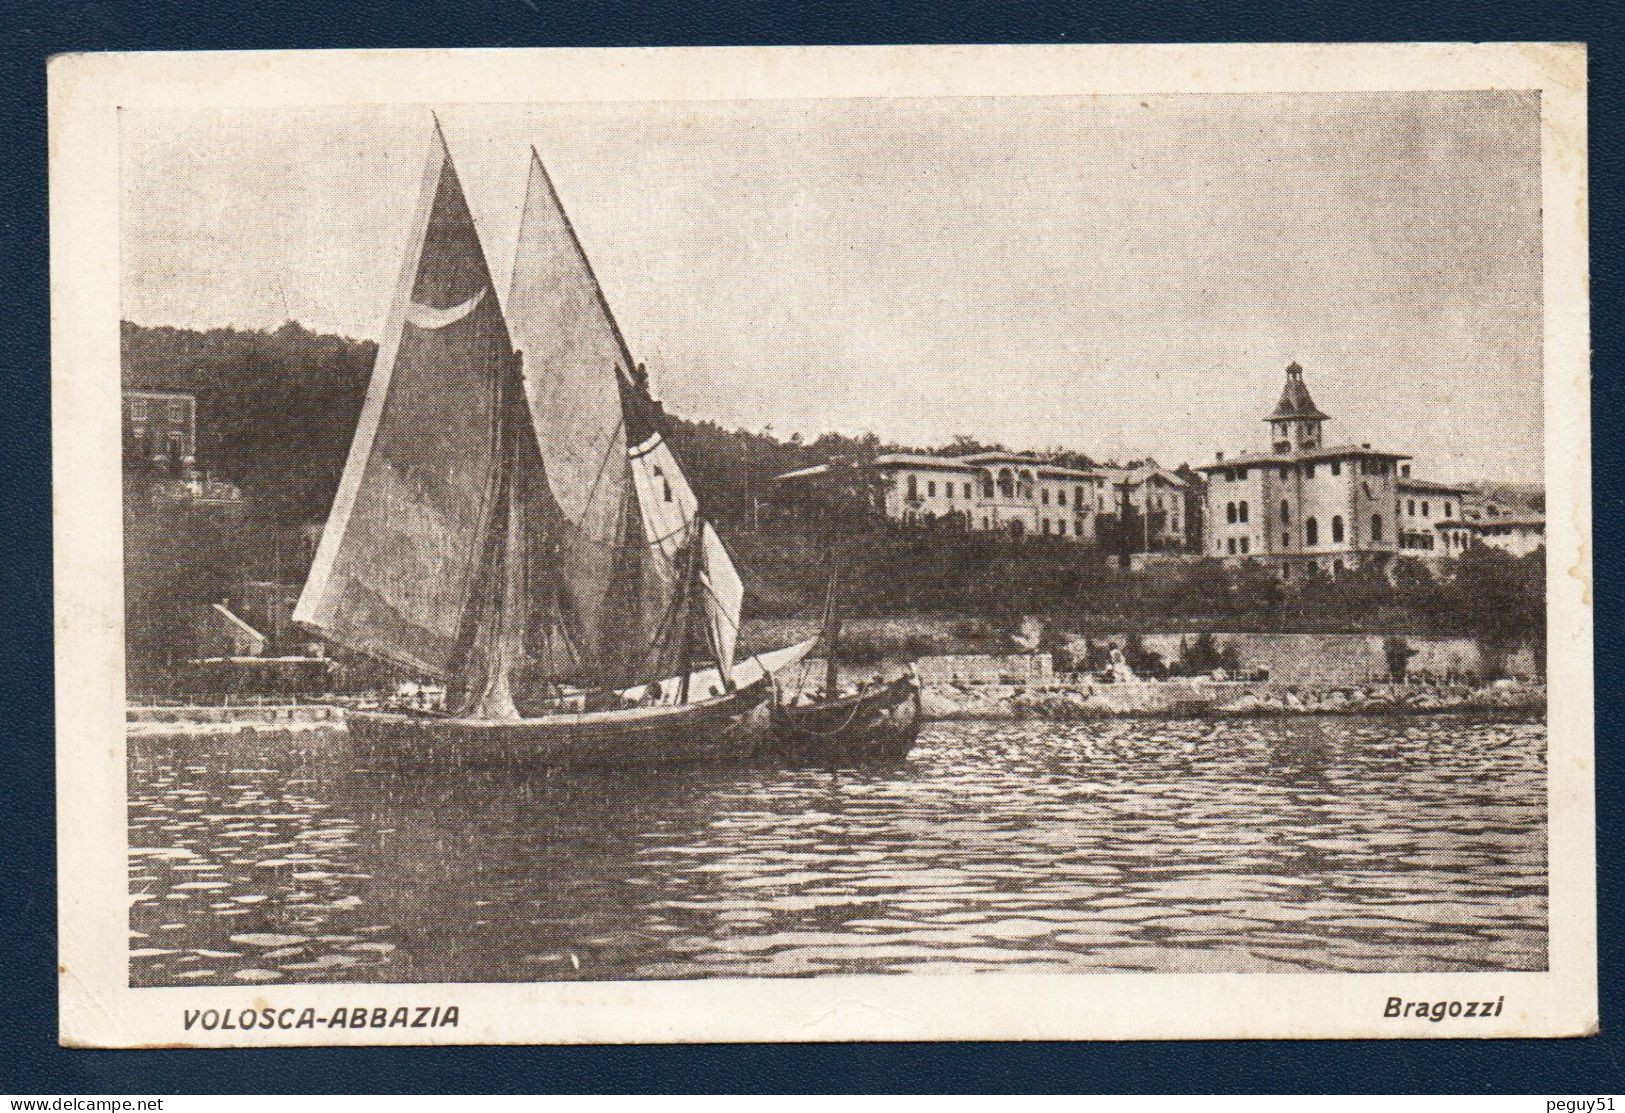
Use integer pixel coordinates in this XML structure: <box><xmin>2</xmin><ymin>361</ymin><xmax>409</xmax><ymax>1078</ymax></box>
<box><xmin>768</xmin><ymin>563</ymin><xmax>922</xmax><ymax>765</ymax></box>
<box><xmin>294</xmin><ymin>121</ymin><xmax>813</xmax><ymax>766</ymax></box>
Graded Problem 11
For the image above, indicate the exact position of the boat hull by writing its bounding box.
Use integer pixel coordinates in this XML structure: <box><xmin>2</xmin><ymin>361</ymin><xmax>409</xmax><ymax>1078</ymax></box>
<box><xmin>769</xmin><ymin>672</ymin><xmax>923</xmax><ymax>766</ymax></box>
<box><xmin>345</xmin><ymin>677</ymin><xmax>774</xmax><ymax>769</ymax></box>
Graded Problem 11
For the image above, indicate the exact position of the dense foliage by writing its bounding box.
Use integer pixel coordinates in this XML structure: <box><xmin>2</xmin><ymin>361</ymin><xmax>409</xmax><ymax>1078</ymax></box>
<box><xmin>121</xmin><ymin>321</ymin><xmax>1545</xmax><ymax>676</ymax></box>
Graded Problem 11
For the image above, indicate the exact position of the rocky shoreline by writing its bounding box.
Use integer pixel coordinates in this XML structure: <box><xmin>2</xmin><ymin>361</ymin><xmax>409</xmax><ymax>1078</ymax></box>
<box><xmin>126</xmin><ymin>679</ymin><xmax>1545</xmax><ymax>738</ymax></box>
<box><xmin>925</xmin><ymin>679</ymin><xmax>1546</xmax><ymax>721</ymax></box>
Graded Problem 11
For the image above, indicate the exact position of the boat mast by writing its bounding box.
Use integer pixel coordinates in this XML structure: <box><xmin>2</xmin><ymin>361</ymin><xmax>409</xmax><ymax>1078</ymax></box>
<box><xmin>673</xmin><ymin>529</ymin><xmax>705</xmax><ymax>704</ymax></box>
<box><xmin>820</xmin><ymin>561</ymin><xmax>844</xmax><ymax>697</ymax></box>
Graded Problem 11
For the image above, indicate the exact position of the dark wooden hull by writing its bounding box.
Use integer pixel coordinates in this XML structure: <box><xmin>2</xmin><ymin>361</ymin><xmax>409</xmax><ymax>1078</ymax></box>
<box><xmin>345</xmin><ymin>677</ymin><xmax>774</xmax><ymax>770</ymax></box>
<box><xmin>769</xmin><ymin>672</ymin><xmax>922</xmax><ymax>766</ymax></box>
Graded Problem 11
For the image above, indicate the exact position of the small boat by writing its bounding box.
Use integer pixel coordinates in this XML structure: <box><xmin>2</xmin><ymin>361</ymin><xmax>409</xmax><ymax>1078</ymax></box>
<box><xmin>294</xmin><ymin>119</ymin><xmax>812</xmax><ymax>767</ymax></box>
<box><xmin>768</xmin><ymin>568</ymin><xmax>922</xmax><ymax>765</ymax></box>
<box><xmin>770</xmin><ymin>669</ymin><xmax>923</xmax><ymax>766</ymax></box>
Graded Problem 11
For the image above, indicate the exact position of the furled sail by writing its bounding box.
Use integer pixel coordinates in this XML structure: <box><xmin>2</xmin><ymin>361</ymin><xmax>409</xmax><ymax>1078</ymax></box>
<box><xmin>293</xmin><ymin>123</ymin><xmax>517</xmax><ymax>677</ymax></box>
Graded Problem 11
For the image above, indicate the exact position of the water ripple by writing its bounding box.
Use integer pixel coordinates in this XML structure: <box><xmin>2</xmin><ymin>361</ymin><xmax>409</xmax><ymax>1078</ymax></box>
<box><xmin>128</xmin><ymin>715</ymin><xmax>1545</xmax><ymax>984</ymax></box>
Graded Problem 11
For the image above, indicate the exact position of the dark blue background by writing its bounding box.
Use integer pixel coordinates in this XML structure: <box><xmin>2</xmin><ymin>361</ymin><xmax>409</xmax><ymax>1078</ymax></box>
<box><xmin>3</xmin><ymin>0</ymin><xmax>1618</xmax><ymax>1094</ymax></box>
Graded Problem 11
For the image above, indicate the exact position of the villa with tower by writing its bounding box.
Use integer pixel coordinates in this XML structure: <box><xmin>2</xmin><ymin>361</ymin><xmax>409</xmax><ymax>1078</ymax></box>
<box><xmin>1200</xmin><ymin>362</ymin><xmax>1484</xmax><ymax>576</ymax></box>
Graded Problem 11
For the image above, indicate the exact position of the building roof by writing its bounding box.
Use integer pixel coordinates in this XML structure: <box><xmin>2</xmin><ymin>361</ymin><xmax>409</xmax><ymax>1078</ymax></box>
<box><xmin>209</xmin><ymin>603</ymin><xmax>267</xmax><ymax>644</ymax></box>
<box><xmin>872</xmin><ymin>453</ymin><xmax>979</xmax><ymax>473</ymax></box>
<box><xmin>1266</xmin><ymin>362</ymin><xmax>1330</xmax><ymax>422</ymax></box>
<box><xmin>1397</xmin><ymin>477</ymin><xmax>1472</xmax><ymax>495</ymax></box>
<box><xmin>124</xmin><ymin>387</ymin><xmax>196</xmax><ymax>403</ymax></box>
<box><xmin>953</xmin><ymin>450</ymin><xmax>1049</xmax><ymax>467</ymax></box>
<box><xmin>1472</xmin><ymin>514</ymin><xmax>1546</xmax><ymax>529</ymax></box>
<box><xmin>1198</xmin><ymin>442</ymin><xmax>1411</xmax><ymax>472</ymax></box>
<box><xmin>874</xmin><ymin>451</ymin><xmax>1102</xmax><ymax>479</ymax></box>
<box><xmin>1035</xmin><ymin>464</ymin><xmax>1100</xmax><ymax>480</ymax></box>
<box><xmin>772</xmin><ymin>463</ymin><xmax>831</xmax><ymax>483</ymax></box>
<box><xmin>1100</xmin><ymin>464</ymin><xmax>1188</xmax><ymax>489</ymax></box>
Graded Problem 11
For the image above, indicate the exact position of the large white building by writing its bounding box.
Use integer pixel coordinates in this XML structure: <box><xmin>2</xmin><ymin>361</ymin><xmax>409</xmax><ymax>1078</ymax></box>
<box><xmin>1202</xmin><ymin>362</ymin><xmax>1541</xmax><ymax>573</ymax></box>
<box><xmin>856</xmin><ymin>450</ymin><xmax>1195</xmax><ymax>549</ymax></box>
<box><xmin>872</xmin><ymin>451</ymin><xmax>1107</xmax><ymax>541</ymax></box>
<box><xmin>1201</xmin><ymin>362</ymin><xmax>1412</xmax><ymax>575</ymax></box>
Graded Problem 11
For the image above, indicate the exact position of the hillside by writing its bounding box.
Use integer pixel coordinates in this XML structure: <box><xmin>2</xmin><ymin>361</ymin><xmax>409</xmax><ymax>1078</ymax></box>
<box><xmin>119</xmin><ymin>321</ymin><xmax>1545</xmax><ymax>664</ymax></box>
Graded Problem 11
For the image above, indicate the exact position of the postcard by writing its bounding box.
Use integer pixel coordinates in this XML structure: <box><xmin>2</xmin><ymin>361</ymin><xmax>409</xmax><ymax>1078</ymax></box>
<box><xmin>50</xmin><ymin>42</ymin><xmax>1592</xmax><ymax>1045</ymax></box>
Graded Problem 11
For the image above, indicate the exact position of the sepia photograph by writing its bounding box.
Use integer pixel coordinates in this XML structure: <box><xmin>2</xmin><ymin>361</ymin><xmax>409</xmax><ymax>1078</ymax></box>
<box><xmin>51</xmin><ymin>43</ymin><xmax>1593</xmax><ymax>1044</ymax></box>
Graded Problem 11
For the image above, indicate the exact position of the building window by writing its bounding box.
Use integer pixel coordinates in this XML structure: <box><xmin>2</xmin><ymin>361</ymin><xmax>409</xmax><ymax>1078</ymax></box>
<box><xmin>982</xmin><ymin>476</ymin><xmax>994</xmax><ymax>498</ymax></box>
<box><xmin>1279</xmin><ymin>466</ymin><xmax>1289</xmax><ymax>480</ymax></box>
<box><xmin>1098</xmin><ymin>495</ymin><xmax>1105</xmax><ymax>511</ymax></box>
<box><xmin>1057</xmin><ymin>490</ymin><xmax>1067</xmax><ymax>507</ymax></box>
<box><xmin>1226</xmin><ymin>502</ymin><xmax>1236</xmax><ymax>524</ymax></box>
<box><xmin>129</xmin><ymin>398</ymin><xmax>148</xmax><ymax>422</ymax></box>
<box><xmin>1239</xmin><ymin>537</ymin><xmax>1249</xmax><ymax>555</ymax></box>
<box><xmin>1280</xmin><ymin>499</ymin><xmax>1290</xmax><ymax>524</ymax></box>
<box><xmin>998</xmin><ymin>469</ymin><xmax>1014</xmax><ymax>498</ymax></box>
<box><xmin>1282</xmin><ymin>531</ymin><xmax>1290</xmax><ymax>548</ymax></box>
<box><xmin>1042</xmin><ymin>519</ymin><xmax>1050</xmax><ymax>535</ymax></box>
<box><xmin>981</xmin><ymin>516</ymin><xmax>989</xmax><ymax>529</ymax></box>
<box><xmin>1331</xmin><ymin>460</ymin><xmax>1341</xmax><ymax>476</ymax></box>
<box><xmin>1407</xmin><ymin>499</ymin><xmax>1416</xmax><ymax>516</ymax></box>
<box><xmin>1371</xmin><ymin>515</ymin><xmax>1383</xmax><ymax>542</ymax></box>
<box><xmin>928</xmin><ymin>480</ymin><xmax>936</xmax><ymax>498</ymax></box>
<box><xmin>169</xmin><ymin>399</ymin><xmax>186</xmax><ymax>422</ymax></box>
<box><xmin>1238</xmin><ymin>501</ymin><xmax>1249</xmax><ymax>524</ymax></box>
<box><xmin>907</xmin><ymin>474</ymin><xmax>919</xmax><ymax>499</ymax></box>
<box><xmin>1333</xmin><ymin>559</ymin><xmax>1344</xmax><ymax>575</ymax></box>
<box><xmin>1306</xmin><ymin>517</ymin><xmax>1319</xmax><ymax>546</ymax></box>
<box><xmin>1421</xmin><ymin>501</ymin><xmax>1430</xmax><ymax>518</ymax></box>
<box><xmin>168</xmin><ymin>431</ymin><xmax>184</xmax><ymax>458</ymax></box>
<box><xmin>1331</xmin><ymin>515</ymin><xmax>1344</xmax><ymax>543</ymax></box>
<box><xmin>1445</xmin><ymin>502</ymin><xmax>1454</xmax><ymax>518</ymax></box>
<box><xmin>1226</xmin><ymin>538</ymin><xmax>1236</xmax><ymax>555</ymax></box>
<box><xmin>1075</xmin><ymin>486</ymin><xmax>1084</xmax><ymax>506</ymax></box>
<box><xmin>1305</xmin><ymin>464</ymin><xmax>1315</xmax><ymax>479</ymax></box>
<box><xmin>964</xmin><ymin>482</ymin><xmax>973</xmax><ymax>499</ymax></box>
<box><xmin>1041</xmin><ymin>489</ymin><xmax>1049</xmax><ymax>505</ymax></box>
<box><xmin>1308</xmin><ymin>560</ymin><xmax>1318</xmax><ymax>574</ymax></box>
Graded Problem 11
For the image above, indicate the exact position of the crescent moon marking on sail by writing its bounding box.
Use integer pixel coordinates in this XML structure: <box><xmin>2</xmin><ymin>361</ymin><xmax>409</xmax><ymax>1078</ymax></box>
<box><xmin>404</xmin><ymin>287</ymin><xmax>488</xmax><ymax>331</ymax></box>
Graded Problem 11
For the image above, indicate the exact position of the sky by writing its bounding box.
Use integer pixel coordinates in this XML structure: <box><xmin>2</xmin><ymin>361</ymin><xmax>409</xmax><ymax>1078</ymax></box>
<box><xmin>120</xmin><ymin>92</ymin><xmax>1544</xmax><ymax>483</ymax></box>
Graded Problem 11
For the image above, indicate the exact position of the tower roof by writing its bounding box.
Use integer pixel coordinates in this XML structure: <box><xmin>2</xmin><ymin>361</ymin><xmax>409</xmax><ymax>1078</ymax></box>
<box><xmin>1266</xmin><ymin>361</ymin><xmax>1330</xmax><ymax>422</ymax></box>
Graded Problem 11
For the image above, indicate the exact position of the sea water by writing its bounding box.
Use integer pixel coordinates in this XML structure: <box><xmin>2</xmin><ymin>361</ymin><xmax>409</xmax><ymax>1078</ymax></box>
<box><xmin>128</xmin><ymin>715</ymin><xmax>1545</xmax><ymax>984</ymax></box>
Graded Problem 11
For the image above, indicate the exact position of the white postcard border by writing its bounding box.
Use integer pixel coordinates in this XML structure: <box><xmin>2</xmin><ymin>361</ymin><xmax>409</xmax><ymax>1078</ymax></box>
<box><xmin>50</xmin><ymin>42</ymin><xmax>1593</xmax><ymax>1046</ymax></box>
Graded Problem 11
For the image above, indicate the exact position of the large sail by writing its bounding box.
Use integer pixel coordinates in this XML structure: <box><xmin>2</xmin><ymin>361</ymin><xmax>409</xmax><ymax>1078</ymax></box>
<box><xmin>294</xmin><ymin>123</ymin><xmax>516</xmax><ymax>676</ymax></box>
<box><xmin>504</xmin><ymin>149</ymin><xmax>638</xmax><ymax>682</ymax></box>
<box><xmin>506</xmin><ymin>147</ymin><xmax>744</xmax><ymax>691</ymax></box>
